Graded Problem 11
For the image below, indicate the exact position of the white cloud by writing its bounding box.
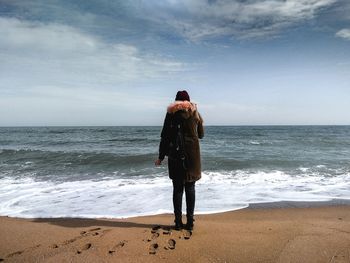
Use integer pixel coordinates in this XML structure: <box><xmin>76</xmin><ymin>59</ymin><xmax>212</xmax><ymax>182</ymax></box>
<box><xmin>335</xmin><ymin>28</ymin><xmax>350</xmax><ymax>40</ymax></box>
<box><xmin>0</xmin><ymin>17</ymin><xmax>190</xmax><ymax>125</ymax></box>
<box><xmin>0</xmin><ymin>17</ymin><xmax>97</xmax><ymax>52</ymax></box>
<box><xmin>0</xmin><ymin>17</ymin><xmax>187</xmax><ymax>88</ymax></box>
<box><xmin>141</xmin><ymin>0</ymin><xmax>337</xmax><ymax>40</ymax></box>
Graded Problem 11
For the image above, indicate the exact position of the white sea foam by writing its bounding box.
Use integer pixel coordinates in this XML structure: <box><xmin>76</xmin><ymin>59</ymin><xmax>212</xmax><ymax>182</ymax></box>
<box><xmin>0</xmin><ymin>170</ymin><xmax>350</xmax><ymax>218</ymax></box>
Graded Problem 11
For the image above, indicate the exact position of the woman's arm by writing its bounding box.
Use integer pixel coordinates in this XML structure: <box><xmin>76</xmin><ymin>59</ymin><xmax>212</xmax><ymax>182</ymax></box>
<box><xmin>158</xmin><ymin>113</ymin><xmax>171</xmax><ymax>161</ymax></box>
<box><xmin>197</xmin><ymin>112</ymin><xmax>204</xmax><ymax>139</ymax></box>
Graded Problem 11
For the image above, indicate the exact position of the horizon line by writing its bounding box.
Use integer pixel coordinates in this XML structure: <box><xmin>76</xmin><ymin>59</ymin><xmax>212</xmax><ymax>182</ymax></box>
<box><xmin>1</xmin><ymin>124</ymin><xmax>350</xmax><ymax>128</ymax></box>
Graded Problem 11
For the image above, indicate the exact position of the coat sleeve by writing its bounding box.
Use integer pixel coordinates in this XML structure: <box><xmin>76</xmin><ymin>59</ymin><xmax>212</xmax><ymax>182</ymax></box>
<box><xmin>158</xmin><ymin>113</ymin><xmax>171</xmax><ymax>160</ymax></box>
<box><xmin>197</xmin><ymin>112</ymin><xmax>204</xmax><ymax>139</ymax></box>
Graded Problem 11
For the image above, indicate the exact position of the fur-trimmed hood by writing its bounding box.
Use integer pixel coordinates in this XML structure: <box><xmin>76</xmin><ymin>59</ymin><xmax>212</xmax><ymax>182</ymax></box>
<box><xmin>167</xmin><ymin>101</ymin><xmax>197</xmax><ymax>114</ymax></box>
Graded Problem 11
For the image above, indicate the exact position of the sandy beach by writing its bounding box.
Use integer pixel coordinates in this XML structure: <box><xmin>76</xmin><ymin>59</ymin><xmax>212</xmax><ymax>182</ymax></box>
<box><xmin>1</xmin><ymin>204</ymin><xmax>350</xmax><ymax>263</ymax></box>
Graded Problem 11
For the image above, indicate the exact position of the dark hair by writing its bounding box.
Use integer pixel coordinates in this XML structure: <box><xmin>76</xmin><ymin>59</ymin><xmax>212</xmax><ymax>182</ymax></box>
<box><xmin>175</xmin><ymin>90</ymin><xmax>190</xmax><ymax>101</ymax></box>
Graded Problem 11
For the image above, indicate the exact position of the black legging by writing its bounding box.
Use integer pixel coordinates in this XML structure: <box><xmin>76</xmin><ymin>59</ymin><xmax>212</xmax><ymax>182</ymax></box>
<box><xmin>172</xmin><ymin>179</ymin><xmax>195</xmax><ymax>219</ymax></box>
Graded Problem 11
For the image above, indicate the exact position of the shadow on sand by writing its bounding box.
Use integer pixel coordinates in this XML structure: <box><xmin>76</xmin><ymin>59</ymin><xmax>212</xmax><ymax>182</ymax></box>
<box><xmin>32</xmin><ymin>217</ymin><xmax>171</xmax><ymax>230</ymax></box>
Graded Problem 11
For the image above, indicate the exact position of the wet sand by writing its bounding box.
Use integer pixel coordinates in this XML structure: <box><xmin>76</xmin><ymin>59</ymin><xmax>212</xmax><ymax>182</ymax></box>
<box><xmin>1</xmin><ymin>205</ymin><xmax>350</xmax><ymax>262</ymax></box>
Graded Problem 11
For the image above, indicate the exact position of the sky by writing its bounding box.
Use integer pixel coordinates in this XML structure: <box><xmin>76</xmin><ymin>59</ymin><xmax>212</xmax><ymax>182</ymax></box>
<box><xmin>0</xmin><ymin>0</ymin><xmax>349</xmax><ymax>126</ymax></box>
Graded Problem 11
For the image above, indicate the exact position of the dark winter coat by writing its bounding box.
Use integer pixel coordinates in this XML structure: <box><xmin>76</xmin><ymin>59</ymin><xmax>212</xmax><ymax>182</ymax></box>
<box><xmin>158</xmin><ymin>101</ymin><xmax>204</xmax><ymax>182</ymax></box>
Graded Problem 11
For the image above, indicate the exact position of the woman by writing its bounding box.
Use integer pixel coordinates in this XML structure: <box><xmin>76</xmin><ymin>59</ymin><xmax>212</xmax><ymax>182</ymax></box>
<box><xmin>155</xmin><ymin>90</ymin><xmax>204</xmax><ymax>230</ymax></box>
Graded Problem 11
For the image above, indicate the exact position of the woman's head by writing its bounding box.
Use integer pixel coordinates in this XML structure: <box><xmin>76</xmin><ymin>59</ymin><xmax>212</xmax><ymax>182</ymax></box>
<box><xmin>175</xmin><ymin>90</ymin><xmax>190</xmax><ymax>101</ymax></box>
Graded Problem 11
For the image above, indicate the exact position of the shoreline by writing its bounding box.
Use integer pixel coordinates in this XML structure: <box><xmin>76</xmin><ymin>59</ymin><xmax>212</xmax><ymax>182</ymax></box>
<box><xmin>247</xmin><ymin>198</ymin><xmax>350</xmax><ymax>209</ymax></box>
<box><xmin>1</xmin><ymin>203</ymin><xmax>350</xmax><ymax>262</ymax></box>
<box><xmin>2</xmin><ymin>199</ymin><xmax>350</xmax><ymax>220</ymax></box>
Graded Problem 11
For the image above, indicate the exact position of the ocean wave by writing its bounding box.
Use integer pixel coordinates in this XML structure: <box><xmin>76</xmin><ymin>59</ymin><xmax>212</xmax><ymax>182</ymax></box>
<box><xmin>107</xmin><ymin>138</ymin><xmax>155</xmax><ymax>142</ymax></box>
<box><xmin>0</xmin><ymin>170</ymin><xmax>349</xmax><ymax>218</ymax></box>
<box><xmin>0</xmin><ymin>148</ymin><xmax>157</xmax><ymax>167</ymax></box>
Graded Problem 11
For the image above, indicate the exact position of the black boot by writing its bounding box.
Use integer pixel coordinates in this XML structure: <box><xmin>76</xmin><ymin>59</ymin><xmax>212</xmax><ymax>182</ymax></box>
<box><xmin>174</xmin><ymin>215</ymin><xmax>184</xmax><ymax>231</ymax></box>
<box><xmin>185</xmin><ymin>216</ymin><xmax>194</xmax><ymax>231</ymax></box>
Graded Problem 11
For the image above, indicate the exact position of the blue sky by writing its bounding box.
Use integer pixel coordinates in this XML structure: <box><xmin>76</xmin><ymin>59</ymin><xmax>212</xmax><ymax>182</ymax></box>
<box><xmin>0</xmin><ymin>0</ymin><xmax>349</xmax><ymax>125</ymax></box>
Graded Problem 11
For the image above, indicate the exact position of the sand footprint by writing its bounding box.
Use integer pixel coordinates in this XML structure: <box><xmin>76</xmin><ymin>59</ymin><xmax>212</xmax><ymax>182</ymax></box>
<box><xmin>50</xmin><ymin>244</ymin><xmax>59</xmax><ymax>249</ymax></box>
<box><xmin>330</xmin><ymin>249</ymin><xmax>350</xmax><ymax>263</ymax></box>
<box><xmin>164</xmin><ymin>239</ymin><xmax>176</xmax><ymax>250</ymax></box>
<box><xmin>50</xmin><ymin>228</ymin><xmax>105</xmax><ymax>251</ymax></box>
<box><xmin>77</xmin><ymin>243</ymin><xmax>92</xmax><ymax>254</ymax></box>
<box><xmin>81</xmin><ymin>227</ymin><xmax>110</xmax><ymax>238</ymax></box>
<box><xmin>149</xmin><ymin>243</ymin><xmax>159</xmax><ymax>255</ymax></box>
<box><xmin>162</xmin><ymin>227</ymin><xmax>172</xmax><ymax>235</ymax></box>
<box><xmin>108</xmin><ymin>240</ymin><xmax>127</xmax><ymax>255</ymax></box>
<box><xmin>80</xmin><ymin>227</ymin><xmax>101</xmax><ymax>236</ymax></box>
<box><xmin>88</xmin><ymin>227</ymin><xmax>101</xmax><ymax>236</ymax></box>
<box><xmin>62</xmin><ymin>238</ymin><xmax>77</xmax><ymax>245</ymax></box>
<box><xmin>5</xmin><ymin>244</ymin><xmax>41</xmax><ymax>260</ymax></box>
<box><xmin>182</xmin><ymin>230</ymin><xmax>192</xmax><ymax>240</ymax></box>
<box><xmin>151</xmin><ymin>225</ymin><xmax>161</xmax><ymax>233</ymax></box>
<box><xmin>147</xmin><ymin>232</ymin><xmax>159</xmax><ymax>242</ymax></box>
<box><xmin>89</xmin><ymin>227</ymin><xmax>101</xmax><ymax>232</ymax></box>
<box><xmin>6</xmin><ymin>250</ymin><xmax>24</xmax><ymax>258</ymax></box>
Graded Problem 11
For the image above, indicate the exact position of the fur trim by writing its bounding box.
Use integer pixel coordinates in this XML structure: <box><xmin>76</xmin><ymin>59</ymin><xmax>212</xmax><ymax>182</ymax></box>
<box><xmin>167</xmin><ymin>101</ymin><xmax>197</xmax><ymax>114</ymax></box>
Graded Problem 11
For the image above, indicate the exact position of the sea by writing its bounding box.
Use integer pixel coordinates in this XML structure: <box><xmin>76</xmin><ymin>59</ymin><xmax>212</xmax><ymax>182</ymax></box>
<box><xmin>0</xmin><ymin>126</ymin><xmax>349</xmax><ymax>218</ymax></box>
